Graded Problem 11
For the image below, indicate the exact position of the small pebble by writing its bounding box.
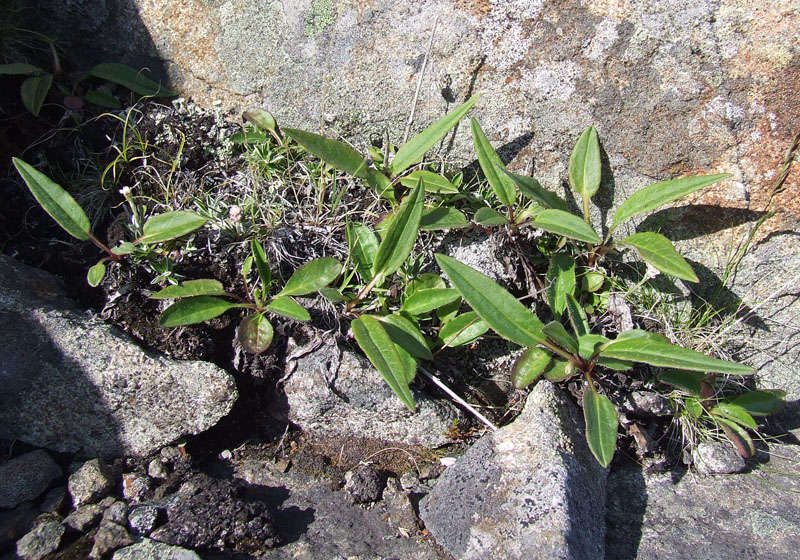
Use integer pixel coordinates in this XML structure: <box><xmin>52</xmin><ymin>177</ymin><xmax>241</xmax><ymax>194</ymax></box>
<box><xmin>274</xmin><ymin>459</ymin><xmax>291</xmax><ymax>473</ymax></box>
<box><xmin>147</xmin><ymin>459</ymin><xmax>169</xmax><ymax>480</ymax></box>
<box><xmin>68</xmin><ymin>460</ymin><xmax>114</xmax><ymax>507</ymax></box>
<box><xmin>90</xmin><ymin>522</ymin><xmax>132</xmax><ymax>559</ymax></box>
<box><xmin>63</xmin><ymin>504</ymin><xmax>103</xmax><ymax>532</ymax></box>
<box><xmin>102</xmin><ymin>501</ymin><xmax>128</xmax><ymax>525</ymax></box>
<box><xmin>122</xmin><ymin>473</ymin><xmax>152</xmax><ymax>503</ymax></box>
<box><xmin>128</xmin><ymin>505</ymin><xmax>160</xmax><ymax>536</ymax></box>
<box><xmin>16</xmin><ymin>517</ymin><xmax>64</xmax><ymax>560</ymax></box>
<box><xmin>693</xmin><ymin>441</ymin><xmax>746</xmax><ymax>475</ymax></box>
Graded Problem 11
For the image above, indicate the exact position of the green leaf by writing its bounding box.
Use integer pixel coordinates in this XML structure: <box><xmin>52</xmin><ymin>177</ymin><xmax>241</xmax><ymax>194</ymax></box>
<box><xmin>729</xmin><ymin>390</ymin><xmax>786</xmax><ymax>415</ymax></box>
<box><xmin>471</xmin><ymin>118</ymin><xmax>515</xmax><ymax>207</ymax></box>
<box><xmin>546</xmin><ymin>254</ymin><xmax>576</xmax><ymax>317</ymax></box>
<box><xmin>658</xmin><ymin>369</ymin><xmax>706</xmax><ymax>395</ymax></box>
<box><xmin>89</xmin><ymin>63</ymin><xmax>177</xmax><ymax>97</ymax></box>
<box><xmin>711</xmin><ymin>402</ymin><xmax>757</xmax><ymax>429</ymax></box>
<box><xmin>266</xmin><ymin>296</ymin><xmax>311</xmax><ymax>321</ymax></box>
<box><xmin>111</xmin><ymin>242</ymin><xmax>135</xmax><ymax>255</ymax></box>
<box><xmin>474</xmin><ymin>206</ymin><xmax>509</xmax><ymax>226</ymax></box>
<box><xmin>0</xmin><ymin>63</ymin><xmax>44</xmax><ymax>75</ymax></box>
<box><xmin>13</xmin><ymin>158</ymin><xmax>91</xmax><ymax>240</ymax></box>
<box><xmin>237</xmin><ymin>313</ymin><xmax>274</xmax><ymax>353</ymax></box>
<box><xmin>283</xmin><ymin>127</ymin><xmax>368</xmax><ymax>178</ymax></box>
<box><xmin>579</xmin><ymin>334</ymin><xmax>610</xmax><ymax>361</ymax></box>
<box><xmin>87</xmin><ymin>262</ymin><xmax>106</xmax><ymax>287</ymax></box>
<box><xmin>378</xmin><ymin>313</ymin><xmax>433</xmax><ymax>361</ymax></box>
<box><xmin>244</xmin><ymin>108</ymin><xmax>277</xmax><ymax>133</ymax></box>
<box><xmin>230</xmin><ymin>130</ymin><xmax>268</xmax><ymax>144</ymax></box>
<box><xmin>399</xmin><ymin>170</ymin><xmax>459</xmax><ymax>194</ymax></box>
<box><xmin>366</xmin><ymin>168</ymin><xmax>395</xmax><ymax>201</ymax></box>
<box><xmin>21</xmin><ymin>73</ymin><xmax>52</xmax><ymax>116</ymax></box>
<box><xmin>241</xmin><ymin>255</ymin><xmax>254</xmax><ymax>278</ymax></box>
<box><xmin>569</xmin><ymin>126</ymin><xmax>602</xmax><ymax>200</ymax></box>
<box><xmin>150</xmin><ymin>279</ymin><xmax>228</xmax><ymax>299</ymax></box>
<box><xmin>436</xmin><ymin>297</ymin><xmax>461</xmax><ymax>324</ymax></box>
<box><xmin>390</xmin><ymin>94</ymin><xmax>480</xmax><ymax>175</ymax></box>
<box><xmin>372</xmin><ymin>182</ymin><xmax>424</xmax><ymax>277</ymax></box>
<box><xmin>83</xmin><ymin>90</ymin><xmax>121</xmax><ymax>109</ymax></box>
<box><xmin>716</xmin><ymin>417</ymin><xmax>755</xmax><ymax>458</ymax></box>
<box><xmin>595</xmin><ymin>356</ymin><xmax>634</xmax><ymax>371</ymax></box>
<box><xmin>352</xmin><ymin>315</ymin><xmax>417</xmax><ymax>412</ymax></box>
<box><xmin>565</xmin><ymin>293</ymin><xmax>589</xmax><ymax>337</ymax></box>
<box><xmin>320</xmin><ymin>287</ymin><xmax>348</xmax><ymax>302</ymax></box>
<box><xmin>512</xmin><ymin>347</ymin><xmax>552</xmax><ymax>389</ymax></box>
<box><xmin>277</xmin><ymin>257</ymin><xmax>342</xmax><ymax>297</ymax></box>
<box><xmin>159</xmin><ymin>296</ymin><xmax>242</xmax><ymax>327</ymax></box>
<box><xmin>581</xmin><ymin>271</ymin><xmax>605</xmax><ymax>293</ymax></box>
<box><xmin>437</xmin><ymin>312</ymin><xmax>489</xmax><ymax>348</ymax></box>
<box><xmin>420</xmin><ymin>207</ymin><xmax>468</xmax><ymax>230</ymax></box>
<box><xmin>611</xmin><ymin>174</ymin><xmax>732</xmax><ymax>231</ymax></box>
<box><xmin>584</xmin><ymin>389</ymin><xmax>618</xmax><ymax>467</ymax></box>
<box><xmin>499</xmin><ymin>167</ymin><xmax>568</xmax><ymax>210</ymax></box>
<box><xmin>140</xmin><ymin>211</ymin><xmax>207</xmax><ymax>244</ymax></box>
<box><xmin>250</xmin><ymin>238</ymin><xmax>272</xmax><ymax>288</ymax></box>
<box><xmin>622</xmin><ymin>232</ymin><xmax>698</xmax><ymax>282</ymax></box>
<box><xmin>436</xmin><ymin>254</ymin><xmax>544</xmax><ymax>347</ymax></box>
<box><xmin>600</xmin><ymin>337</ymin><xmax>755</xmax><ymax>374</ymax></box>
<box><xmin>406</xmin><ymin>273</ymin><xmax>446</xmax><ymax>297</ymax></box>
<box><xmin>542</xmin><ymin>321</ymin><xmax>579</xmax><ymax>354</ymax></box>
<box><xmin>402</xmin><ymin>288</ymin><xmax>460</xmax><ymax>316</ymax></box>
<box><xmin>531</xmin><ymin>209</ymin><xmax>601</xmax><ymax>243</ymax></box>
<box><xmin>346</xmin><ymin>222</ymin><xmax>379</xmax><ymax>279</ymax></box>
<box><xmin>543</xmin><ymin>358</ymin><xmax>574</xmax><ymax>382</ymax></box>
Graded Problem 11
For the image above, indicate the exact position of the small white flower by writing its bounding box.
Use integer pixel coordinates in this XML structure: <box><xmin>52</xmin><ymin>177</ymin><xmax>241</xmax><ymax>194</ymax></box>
<box><xmin>228</xmin><ymin>205</ymin><xmax>242</xmax><ymax>223</ymax></box>
<box><xmin>119</xmin><ymin>186</ymin><xmax>132</xmax><ymax>197</ymax></box>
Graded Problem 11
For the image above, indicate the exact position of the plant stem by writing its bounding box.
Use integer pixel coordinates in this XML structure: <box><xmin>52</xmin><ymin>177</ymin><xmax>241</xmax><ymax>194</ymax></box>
<box><xmin>417</xmin><ymin>365</ymin><xmax>498</xmax><ymax>431</ymax></box>
<box><xmin>345</xmin><ymin>273</ymin><xmax>383</xmax><ymax>312</ymax></box>
<box><xmin>401</xmin><ymin>16</ymin><xmax>439</xmax><ymax>145</ymax></box>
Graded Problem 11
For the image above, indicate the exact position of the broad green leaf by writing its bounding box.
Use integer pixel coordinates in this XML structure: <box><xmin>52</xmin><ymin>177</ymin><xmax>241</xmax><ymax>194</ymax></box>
<box><xmin>612</xmin><ymin>329</ymin><xmax>652</xmax><ymax>342</ymax></box>
<box><xmin>87</xmin><ymin>262</ymin><xmax>106</xmax><ymax>287</ymax></box>
<box><xmin>595</xmin><ymin>356</ymin><xmax>634</xmax><ymax>371</ymax></box>
<box><xmin>390</xmin><ymin>94</ymin><xmax>480</xmax><ymax>175</ymax></box>
<box><xmin>437</xmin><ymin>312</ymin><xmax>489</xmax><ymax>348</ymax></box>
<box><xmin>372</xmin><ymin>182</ymin><xmax>424</xmax><ymax>277</ymax></box>
<box><xmin>658</xmin><ymin>369</ymin><xmax>706</xmax><ymax>395</ymax></box>
<box><xmin>471</xmin><ymin>118</ymin><xmax>515</xmax><ymax>207</ymax></box>
<box><xmin>400</xmin><ymin>171</ymin><xmax>459</xmax><ymax>193</ymax></box>
<box><xmin>543</xmin><ymin>358</ymin><xmax>574</xmax><ymax>382</ymax></box>
<box><xmin>159</xmin><ymin>296</ymin><xmax>242</xmax><ymax>326</ymax></box>
<box><xmin>436</xmin><ymin>254</ymin><xmax>544</xmax><ymax>347</ymax></box>
<box><xmin>600</xmin><ymin>337</ymin><xmax>755</xmax><ymax>374</ymax></box>
<box><xmin>474</xmin><ymin>206</ymin><xmax>509</xmax><ymax>226</ymax></box>
<box><xmin>406</xmin><ymin>273</ymin><xmax>446</xmax><ymax>297</ymax></box>
<box><xmin>111</xmin><ymin>242</ymin><xmax>135</xmax><ymax>255</ymax></box>
<box><xmin>150</xmin><ymin>279</ymin><xmax>228</xmax><ymax>299</ymax></box>
<box><xmin>237</xmin><ymin>313</ymin><xmax>274</xmax><ymax>353</ymax></box>
<box><xmin>241</xmin><ymin>256</ymin><xmax>253</xmax><ymax>278</ymax></box>
<box><xmin>266</xmin><ymin>296</ymin><xmax>310</xmax><ymax>321</ymax></box>
<box><xmin>244</xmin><ymin>108</ymin><xmax>277</xmax><ymax>133</ymax></box>
<box><xmin>684</xmin><ymin>397</ymin><xmax>704</xmax><ymax>418</ymax></box>
<box><xmin>512</xmin><ymin>347</ymin><xmax>552</xmax><ymax>389</ymax></box>
<box><xmin>565</xmin><ymin>293</ymin><xmax>589</xmax><ymax>337</ymax></box>
<box><xmin>13</xmin><ymin>158</ymin><xmax>91</xmax><ymax>240</ymax></box>
<box><xmin>250</xmin><ymin>238</ymin><xmax>272</xmax><ymax>288</ymax></box>
<box><xmin>611</xmin><ymin>174</ymin><xmax>731</xmax><ymax>231</ymax></box>
<box><xmin>420</xmin><ymin>207</ymin><xmax>468</xmax><ymax>230</ymax></box>
<box><xmin>352</xmin><ymin>315</ymin><xmax>416</xmax><ymax>412</ymax></box>
<box><xmin>283</xmin><ymin>127</ymin><xmax>367</xmax><ymax>178</ymax></box>
<box><xmin>499</xmin><ymin>168</ymin><xmax>568</xmax><ymax>210</ymax></box>
<box><xmin>569</xmin><ymin>126</ymin><xmax>602</xmax><ymax>200</ymax></box>
<box><xmin>582</xmin><ymin>271</ymin><xmax>605</xmax><ymax>293</ymax></box>
<box><xmin>320</xmin><ymin>287</ymin><xmax>348</xmax><ymax>302</ymax></box>
<box><xmin>140</xmin><ymin>211</ymin><xmax>206</xmax><ymax>244</ymax></box>
<box><xmin>546</xmin><ymin>254</ymin><xmax>576</xmax><ymax>317</ymax></box>
<box><xmin>366</xmin><ymin>168</ymin><xmax>395</xmax><ymax>201</ymax></box>
<box><xmin>716</xmin><ymin>417</ymin><xmax>754</xmax><ymax>458</ymax></box>
<box><xmin>436</xmin><ymin>297</ymin><xmax>461</xmax><ymax>324</ymax></box>
<box><xmin>542</xmin><ymin>321</ymin><xmax>579</xmax><ymax>354</ymax></box>
<box><xmin>402</xmin><ymin>288</ymin><xmax>460</xmax><ymax>316</ymax></box>
<box><xmin>0</xmin><ymin>63</ymin><xmax>43</xmax><ymax>75</ymax></box>
<box><xmin>531</xmin><ymin>209</ymin><xmax>601</xmax><ymax>243</ymax></box>
<box><xmin>584</xmin><ymin>389</ymin><xmax>618</xmax><ymax>467</ymax></box>
<box><xmin>277</xmin><ymin>257</ymin><xmax>342</xmax><ymax>297</ymax></box>
<box><xmin>230</xmin><ymin>130</ymin><xmax>268</xmax><ymax>144</ymax></box>
<box><xmin>711</xmin><ymin>402</ymin><xmax>757</xmax><ymax>429</ymax></box>
<box><xmin>83</xmin><ymin>90</ymin><xmax>121</xmax><ymax>109</ymax></box>
<box><xmin>729</xmin><ymin>390</ymin><xmax>786</xmax><ymax>415</ymax></box>
<box><xmin>378</xmin><ymin>313</ymin><xmax>433</xmax><ymax>361</ymax></box>
<box><xmin>346</xmin><ymin>222</ymin><xmax>379</xmax><ymax>279</ymax></box>
<box><xmin>89</xmin><ymin>63</ymin><xmax>177</xmax><ymax>97</ymax></box>
<box><xmin>622</xmin><ymin>232</ymin><xmax>698</xmax><ymax>282</ymax></box>
<box><xmin>578</xmin><ymin>334</ymin><xmax>610</xmax><ymax>361</ymax></box>
<box><xmin>21</xmin><ymin>73</ymin><xmax>52</xmax><ymax>116</ymax></box>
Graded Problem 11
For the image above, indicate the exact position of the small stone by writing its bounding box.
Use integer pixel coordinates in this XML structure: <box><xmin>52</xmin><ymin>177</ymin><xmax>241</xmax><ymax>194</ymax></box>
<box><xmin>90</xmin><ymin>522</ymin><xmax>133</xmax><ymax>559</ymax></box>
<box><xmin>102</xmin><ymin>501</ymin><xmax>129</xmax><ymax>525</ymax></box>
<box><xmin>63</xmin><ymin>504</ymin><xmax>104</xmax><ymax>532</ymax></box>
<box><xmin>383</xmin><ymin>478</ymin><xmax>419</xmax><ymax>534</ymax></box>
<box><xmin>39</xmin><ymin>486</ymin><xmax>67</xmax><ymax>514</ymax></box>
<box><xmin>399</xmin><ymin>471</ymin><xmax>418</xmax><ymax>491</ymax></box>
<box><xmin>0</xmin><ymin>450</ymin><xmax>62</xmax><ymax>508</ymax></box>
<box><xmin>160</xmin><ymin>446</ymin><xmax>184</xmax><ymax>465</ymax></box>
<box><xmin>344</xmin><ymin>464</ymin><xmax>385</xmax><ymax>504</ymax></box>
<box><xmin>147</xmin><ymin>459</ymin><xmax>169</xmax><ymax>479</ymax></box>
<box><xmin>122</xmin><ymin>473</ymin><xmax>152</xmax><ymax>503</ymax></box>
<box><xmin>693</xmin><ymin>441</ymin><xmax>746</xmax><ymax>475</ymax></box>
<box><xmin>618</xmin><ymin>391</ymin><xmax>672</xmax><ymax>417</ymax></box>
<box><xmin>128</xmin><ymin>504</ymin><xmax>160</xmax><ymax>536</ymax></box>
<box><xmin>219</xmin><ymin>449</ymin><xmax>233</xmax><ymax>461</ymax></box>
<box><xmin>113</xmin><ymin>538</ymin><xmax>201</xmax><ymax>559</ymax></box>
<box><xmin>16</xmin><ymin>517</ymin><xmax>65</xmax><ymax>560</ymax></box>
<box><xmin>274</xmin><ymin>459</ymin><xmax>290</xmax><ymax>473</ymax></box>
<box><xmin>68</xmin><ymin>459</ymin><xmax>114</xmax><ymax>507</ymax></box>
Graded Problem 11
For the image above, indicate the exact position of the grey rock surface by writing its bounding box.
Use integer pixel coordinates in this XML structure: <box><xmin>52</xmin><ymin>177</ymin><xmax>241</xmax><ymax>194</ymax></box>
<box><xmin>281</xmin><ymin>335</ymin><xmax>461</xmax><ymax>448</ymax></box>
<box><xmin>0</xmin><ymin>254</ymin><xmax>238</xmax><ymax>459</ymax></box>
<box><xmin>420</xmin><ymin>383</ymin><xmax>607</xmax><ymax>560</ymax></box>
<box><xmin>68</xmin><ymin>459</ymin><xmax>114</xmax><ymax>508</ymax></box>
<box><xmin>91</xmin><ymin>521</ymin><xmax>134</xmax><ymax>559</ymax></box>
<box><xmin>63</xmin><ymin>504</ymin><xmax>104</xmax><ymax>533</ymax></box>
<box><xmin>0</xmin><ymin>450</ymin><xmax>62</xmax><ymax>509</ymax></box>
<box><xmin>112</xmin><ymin>538</ymin><xmax>202</xmax><ymax>560</ymax></box>
<box><xmin>606</xmin><ymin>444</ymin><xmax>800</xmax><ymax>559</ymax></box>
<box><xmin>128</xmin><ymin>505</ymin><xmax>160</xmax><ymax>536</ymax></box>
<box><xmin>692</xmin><ymin>441</ymin><xmax>746</xmax><ymax>475</ymax></box>
<box><xmin>38</xmin><ymin>486</ymin><xmax>67</xmax><ymax>514</ymax></box>
<box><xmin>16</xmin><ymin>517</ymin><xmax>65</xmax><ymax>560</ymax></box>
<box><xmin>0</xmin><ymin>506</ymin><xmax>38</xmax><ymax>547</ymax></box>
<box><xmin>344</xmin><ymin>464</ymin><xmax>385</xmax><ymax>504</ymax></box>
<box><xmin>383</xmin><ymin>478</ymin><xmax>419</xmax><ymax>535</ymax></box>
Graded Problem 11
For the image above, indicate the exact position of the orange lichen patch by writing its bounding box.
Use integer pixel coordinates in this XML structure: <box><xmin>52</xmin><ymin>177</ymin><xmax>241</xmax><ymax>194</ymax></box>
<box><xmin>452</xmin><ymin>0</ymin><xmax>492</xmax><ymax>19</ymax></box>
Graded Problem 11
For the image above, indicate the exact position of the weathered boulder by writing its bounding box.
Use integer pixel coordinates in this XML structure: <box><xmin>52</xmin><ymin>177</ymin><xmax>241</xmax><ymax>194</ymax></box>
<box><xmin>0</xmin><ymin>254</ymin><xmax>238</xmax><ymax>459</ymax></box>
<box><xmin>0</xmin><ymin>450</ymin><xmax>62</xmax><ymax>509</ymax></box>
<box><xmin>420</xmin><ymin>382</ymin><xmax>607</xmax><ymax>560</ymax></box>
